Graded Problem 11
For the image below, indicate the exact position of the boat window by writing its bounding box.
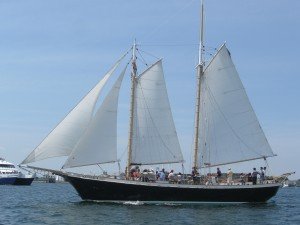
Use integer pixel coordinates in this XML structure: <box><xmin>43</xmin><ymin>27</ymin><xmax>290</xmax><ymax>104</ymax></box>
<box><xmin>0</xmin><ymin>164</ymin><xmax>15</xmax><ymax>168</ymax></box>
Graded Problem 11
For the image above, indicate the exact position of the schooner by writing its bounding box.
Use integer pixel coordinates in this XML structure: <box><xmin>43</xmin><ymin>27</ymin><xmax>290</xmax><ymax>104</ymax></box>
<box><xmin>21</xmin><ymin>1</ymin><xmax>280</xmax><ymax>202</ymax></box>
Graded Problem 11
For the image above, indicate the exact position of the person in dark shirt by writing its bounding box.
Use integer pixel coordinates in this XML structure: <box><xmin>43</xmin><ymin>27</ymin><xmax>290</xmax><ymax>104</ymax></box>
<box><xmin>252</xmin><ymin>168</ymin><xmax>260</xmax><ymax>185</ymax></box>
<box><xmin>260</xmin><ymin>167</ymin><xmax>265</xmax><ymax>184</ymax></box>
<box><xmin>216</xmin><ymin>168</ymin><xmax>222</xmax><ymax>183</ymax></box>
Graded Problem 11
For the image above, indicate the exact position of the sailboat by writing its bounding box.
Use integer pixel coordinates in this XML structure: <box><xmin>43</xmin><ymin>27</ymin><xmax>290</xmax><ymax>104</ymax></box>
<box><xmin>21</xmin><ymin>1</ymin><xmax>280</xmax><ymax>203</ymax></box>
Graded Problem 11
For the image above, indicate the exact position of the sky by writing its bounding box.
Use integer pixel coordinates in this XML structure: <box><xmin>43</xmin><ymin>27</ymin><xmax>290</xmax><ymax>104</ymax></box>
<box><xmin>0</xmin><ymin>0</ymin><xmax>299</xmax><ymax>179</ymax></box>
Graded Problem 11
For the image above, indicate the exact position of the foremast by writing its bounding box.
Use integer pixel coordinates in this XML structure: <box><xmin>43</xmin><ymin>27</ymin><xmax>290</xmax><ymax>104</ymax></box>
<box><xmin>126</xmin><ymin>40</ymin><xmax>137</xmax><ymax>178</ymax></box>
<box><xmin>193</xmin><ymin>0</ymin><xmax>205</xmax><ymax>173</ymax></box>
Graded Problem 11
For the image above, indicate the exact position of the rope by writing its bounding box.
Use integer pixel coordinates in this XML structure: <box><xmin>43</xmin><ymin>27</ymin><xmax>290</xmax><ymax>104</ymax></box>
<box><xmin>137</xmin><ymin>49</ymin><xmax>160</xmax><ymax>60</ymax></box>
<box><xmin>136</xmin><ymin>49</ymin><xmax>149</xmax><ymax>66</ymax></box>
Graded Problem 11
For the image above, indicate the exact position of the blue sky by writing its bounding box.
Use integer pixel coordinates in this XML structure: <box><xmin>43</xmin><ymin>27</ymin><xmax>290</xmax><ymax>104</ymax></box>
<box><xmin>0</xmin><ymin>0</ymin><xmax>299</xmax><ymax>178</ymax></box>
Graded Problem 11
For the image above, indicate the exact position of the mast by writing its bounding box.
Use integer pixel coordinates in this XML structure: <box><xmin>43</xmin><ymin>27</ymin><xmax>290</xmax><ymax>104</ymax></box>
<box><xmin>193</xmin><ymin>0</ymin><xmax>205</xmax><ymax>173</ymax></box>
<box><xmin>126</xmin><ymin>40</ymin><xmax>137</xmax><ymax>178</ymax></box>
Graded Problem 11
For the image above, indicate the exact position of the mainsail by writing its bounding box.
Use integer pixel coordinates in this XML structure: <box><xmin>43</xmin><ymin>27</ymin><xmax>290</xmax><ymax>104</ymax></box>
<box><xmin>197</xmin><ymin>44</ymin><xmax>275</xmax><ymax>167</ymax></box>
<box><xmin>63</xmin><ymin>66</ymin><xmax>127</xmax><ymax>168</ymax></box>
<box><xmin>21</xmin><ymin>59</ymin><xmax>123</xmax><ymax>165</ymax></box>
<box><xmin>131</xmin><ymin>60</ymin><xmax>184</xmax><ymax>165</ymax></box>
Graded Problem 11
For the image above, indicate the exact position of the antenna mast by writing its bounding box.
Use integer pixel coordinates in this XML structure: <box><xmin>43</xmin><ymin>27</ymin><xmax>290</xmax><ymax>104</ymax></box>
<box><xmin>126</xmin><ymin>40</ymin><xmax>137</xmax><ymax>179</ymax></box>
<box><xmin>193</xmin><ymin>0</ymin><xmax>205</xmax><ymax>174</ymax></box>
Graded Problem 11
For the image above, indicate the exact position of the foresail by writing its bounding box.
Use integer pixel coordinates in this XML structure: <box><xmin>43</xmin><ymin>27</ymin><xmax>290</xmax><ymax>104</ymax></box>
<box><xmin>63</xmin><ymin>66</ymin><xmax>126</xmax><ymax>168</ymax></box>
<box><xmin>198</xmin><ymin>44</ymin><xmax>275</xmax><ymax>167</ymax></box>
<box><xmin>21</xmin><ymin>59</ymin><xmax>123</xmax><ymax>165</ymax></box>
<box><xmin>131</xmin><ymin>60</ymin><xmax>184</xmax><ymax>165</ymax></box>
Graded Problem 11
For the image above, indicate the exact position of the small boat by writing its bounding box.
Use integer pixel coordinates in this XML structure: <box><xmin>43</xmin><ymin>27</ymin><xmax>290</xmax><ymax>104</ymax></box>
<box><xmin>21</xmin><ymin>1</ymin><xmax>280</xmax><ymax>202</ymax></box>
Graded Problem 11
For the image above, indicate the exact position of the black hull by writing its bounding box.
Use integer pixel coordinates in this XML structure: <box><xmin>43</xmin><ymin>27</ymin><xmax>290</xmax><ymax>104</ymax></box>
<box><xmin>63</xmin><ymin>174</ymin><xmax>280</xmax><ymax>203</ymax></box>
<box><xmin>13</xmin><ymin>177</ymin><xmax>34</xmax><ymax>186</ymax></box>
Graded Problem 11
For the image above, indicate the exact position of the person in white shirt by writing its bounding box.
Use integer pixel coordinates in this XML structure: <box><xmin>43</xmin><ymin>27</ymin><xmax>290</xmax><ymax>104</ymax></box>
<box><xmin>168</xmin><ymin>170</ymin><xmax>174</xmax><ymax>180</ymax></box>
<box><xmin>227</xmin><ymin>168</ymin><xmax>233</xmax><ymax>185</ymax></box>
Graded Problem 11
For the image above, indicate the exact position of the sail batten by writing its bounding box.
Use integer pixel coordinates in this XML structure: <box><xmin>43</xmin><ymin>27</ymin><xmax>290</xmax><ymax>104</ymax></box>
<box><xmin>131</xmin><ymin>60</ymin><xmax>184</xmax><ymax>165</ymax></box>
<box><xmin>197</xmin><ymin>45</ymin><xmax>275</xmax><ymax>167</ymax></box>
<box><xmin>21</xmin><ymin>57</ymin><xmax>125</xmax><ymax>165</ymax></box>
<box><xmin>63</xmin><ymin>66</ymin><xmax>127</xmax><ymax>169</ymax></box>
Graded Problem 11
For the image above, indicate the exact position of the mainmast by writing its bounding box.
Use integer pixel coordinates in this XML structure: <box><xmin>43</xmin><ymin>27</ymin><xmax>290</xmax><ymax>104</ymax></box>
<box><xmin>193</xmin><ymin>0</ymin><xmax>205</xmax><ymax>173</ymax></box>
<box><xmin>126</xmin><ymin>40</ymin><xmax>137</xmax><ymax>178</ymax></box>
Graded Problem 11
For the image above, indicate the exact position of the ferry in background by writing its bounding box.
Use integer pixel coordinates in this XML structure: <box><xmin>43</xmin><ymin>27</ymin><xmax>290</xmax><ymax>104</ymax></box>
<box><xmin>0</xmin><ymin>157</ymin><xmax>35</xmax><ymax>185</ymax></box>
<box><xmin>0</xmin><ymin>157</ymin><xmax>18</xmax><ymax>184</ymax></box>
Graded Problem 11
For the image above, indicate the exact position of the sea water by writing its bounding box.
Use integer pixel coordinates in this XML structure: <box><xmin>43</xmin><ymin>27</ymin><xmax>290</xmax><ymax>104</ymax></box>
<box><xmin>0</xmin><ymin>183</ymin><xmax>299</xmax><ymax>225</ymax></box>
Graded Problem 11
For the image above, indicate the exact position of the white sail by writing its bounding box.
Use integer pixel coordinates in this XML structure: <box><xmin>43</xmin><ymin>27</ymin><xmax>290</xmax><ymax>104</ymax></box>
<box><xmin>21</xmin><ymin>60</ymin><xmax>123</xmax><ymax>165</ymax></box>
<box><xmin>198</xmin><ymin>44</ymin><xmax>275</xmax><ymax>167</ymax></box>
<box><xmin>131</xmin><ymin>60</ymin><xmax>184</xmax><ymax>165</ymax></box>
<box><xmin>63</xmin><ymin>66</ymin><xmax>126</xmax><ymax>168</ymax></box>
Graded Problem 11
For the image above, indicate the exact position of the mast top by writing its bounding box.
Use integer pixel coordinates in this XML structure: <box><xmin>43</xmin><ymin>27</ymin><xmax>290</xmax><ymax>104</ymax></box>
<box><xmin>199</xmin><ymin>0</ymin><xmax>205</xmax><ymax>66</ymax></box>
<box><xmin>132</xmin><ymin>39</ymin><xmax>137</xmax><ymax>76</ymax></box>
<box><xmin>133</xmin><ymin>39</ymin><xmax>137</xmax><ymax>60</ymax></box>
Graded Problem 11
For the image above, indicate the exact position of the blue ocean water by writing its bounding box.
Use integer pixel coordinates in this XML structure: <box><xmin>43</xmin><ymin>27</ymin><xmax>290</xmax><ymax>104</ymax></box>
<box><xmin>0</xmin><ymin>183</ymin><xmax>299</xmax><ymax>225</ymax></box>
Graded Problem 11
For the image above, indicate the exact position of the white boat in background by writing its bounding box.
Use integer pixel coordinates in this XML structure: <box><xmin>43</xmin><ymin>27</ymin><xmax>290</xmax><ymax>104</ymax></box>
<box><xmin>0</xmin><ymin>157</ymin><xmax>18</xmax><ymax>185</ymax></box>
<box><xmin>0</xmin><ymin>157</ymin><xmax>35</xmax><ymax>185</ymax></box>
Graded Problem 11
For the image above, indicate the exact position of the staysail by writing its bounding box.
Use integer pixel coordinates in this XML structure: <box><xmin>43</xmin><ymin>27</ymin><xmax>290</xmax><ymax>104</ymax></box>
<box><xmin>21</xmin><ymin>59</ymin><xmax>124</xmax><ymax>165</ymax></box>
<box><xmin>63</xmin><ymin>66</ymin><xmax>127</xmax><ymax>168</ymax></box>
<box><xmin>197</xmin><ymin>44</ymin><xmax>275</xmax><ymax>167</ymax></box>
<box><xmin>131</xmin><ymin>60</ymin><xmax>184</xmax><ymax>165</ymax></box>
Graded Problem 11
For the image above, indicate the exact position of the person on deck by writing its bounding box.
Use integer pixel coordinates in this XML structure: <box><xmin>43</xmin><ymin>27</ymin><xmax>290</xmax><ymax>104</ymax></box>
<box><xmin>159</xmin><ymin>169</ymin><xmax>166</xmax><ymax>181</ymax></box>
<box><xmin>177</xmin><ymin>172</ymin><xmax>182</xmax><ymax>184</ymax></box>
<box><xmin>252</xmin><ymin>168</ymin><xmax>260</xmax><ymax>185</ymax></box>
<box><xmin>260</xmin><ymin>167</ymin><xmax>265</xmax><ymax>184</ymax></box>
<box><xmin>192</xmin><ymin>167</ymin><xmax>199</xmax><ymax>177</ymax></box>
<box><xmin>129</xmin><ymin>166</ymin><xmax>136</xmax><ymax>180</ymax></box>
<box><xmin>156</xmin><ymin>170</ymin><xmax>159</xmax><ymax>180</ymax></box>
<box><xmin>216</xmin><ymin>168</ymin><xmax>222</xmax><ymax>183</ymax></box>
<box><xmin>227</xmin><ymin>168</ymin><xmax>233</xmax><ymax>185</ymax></box>
<box><xmin>240</xmin><ymin>173</ymin><xmax>246</xmax><ymax>185</ymax></box>
<box><xmin>133</xmin><ymin>168</ymin><xmax>140</xmax><ymax>180</ymax></box>
<box><xmin>168</xmin><ymin>170</ymin><xmax>175</xmax><ymax>181</ymax></box>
